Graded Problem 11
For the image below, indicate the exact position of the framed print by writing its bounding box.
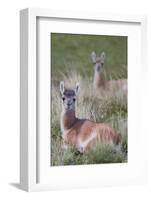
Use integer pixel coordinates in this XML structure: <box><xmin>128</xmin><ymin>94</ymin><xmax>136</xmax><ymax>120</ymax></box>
<box><xmin>20</xmin><ymin>8</ymin><xmax>147</xmax><ymax>191</ymax></box>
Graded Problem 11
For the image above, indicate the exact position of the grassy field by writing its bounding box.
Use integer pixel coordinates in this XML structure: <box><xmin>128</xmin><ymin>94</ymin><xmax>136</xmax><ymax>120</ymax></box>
<box><xmin>51</xmin><ymin>33</ymin><xmax>127</xmax><ymax>166</ymax></box>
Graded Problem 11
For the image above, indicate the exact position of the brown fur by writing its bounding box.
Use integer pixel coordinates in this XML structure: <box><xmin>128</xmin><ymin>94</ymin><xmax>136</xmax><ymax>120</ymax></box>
<box><xmin>91</xmin><ymin>51</ymin><xmax>127</xmax><ymax>94</ymax></box>
<box><xmin>94</xmin><ymin>73</ymin><xmax>106</xmax><ymax>88</ymax></box>
<box><xmin>94</xmin><ymin>73</ymin><xmax>127</xmax><ymax>93</ymax></box>
<box><xmin>60</xmin><ymin>82</ymin><xmax>121</xmax><ymax>153</ymax></box>
<box><xmin>105</xmin><ymin>79</ymin><xmax>127</xmax><ymax>91</ymax></box>
<box><xmin>62</xmin><ymin>111</ymin><xmax>120</xmax><ymax>152</ymax></box>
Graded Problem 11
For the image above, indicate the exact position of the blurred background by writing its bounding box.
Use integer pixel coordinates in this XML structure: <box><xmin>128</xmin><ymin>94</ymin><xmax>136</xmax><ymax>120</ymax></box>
<box><xmin>51</xmin><ymin>33</ymin><xmax>127</xmax><ymax>83</ymax></box>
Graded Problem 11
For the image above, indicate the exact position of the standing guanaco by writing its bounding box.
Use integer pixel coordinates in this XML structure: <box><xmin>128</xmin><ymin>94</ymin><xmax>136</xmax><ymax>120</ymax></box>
<box><xmin>91</xmin><ymin>51</ymin><xmax>127</xmax><ymax>92</ymax></box>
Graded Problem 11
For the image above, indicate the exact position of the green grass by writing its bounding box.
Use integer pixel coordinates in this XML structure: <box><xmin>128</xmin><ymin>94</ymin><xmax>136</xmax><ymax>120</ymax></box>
<box><xmin>51</xmin><ymin>33</ymin><xmax>127</xmax><ymax>82</ymax></box>
<box><xmin>51</xmin><ymin>33</ymin><xmax>127</xmax><ymax>166</ymax></box>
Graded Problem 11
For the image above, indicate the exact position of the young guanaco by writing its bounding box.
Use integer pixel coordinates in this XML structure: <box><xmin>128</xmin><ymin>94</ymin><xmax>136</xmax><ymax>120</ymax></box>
<box><xmin>60</xmin><ymin>81</ymin><xmax>120</xmax><ymax>152</ymax></box>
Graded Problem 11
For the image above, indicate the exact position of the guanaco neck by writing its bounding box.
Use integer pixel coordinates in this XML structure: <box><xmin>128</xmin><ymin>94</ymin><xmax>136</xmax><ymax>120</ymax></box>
<box><xmin>94</xmin><ymin>69</ymin><xmax>105</xmax><ymax>89</ymax></box>
<box><xmin>61</xmin><ymin>109</ymin><xmax>77</xmax><ymax>132</ymax></box>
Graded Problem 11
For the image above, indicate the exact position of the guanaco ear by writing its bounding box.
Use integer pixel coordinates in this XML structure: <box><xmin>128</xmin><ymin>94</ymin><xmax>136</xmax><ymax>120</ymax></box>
<box><xmin>100</xmin><ymin>52</ymin><xmax>105</xmax><ymax>63</ymax></box>
<box><xmin>60</xmin><ymin>81</ymin><xmax>65</xmax><ymax>95</ymax></box>
<box><xmin>75</xmin><ymin>82</ymin><xmax>80</xmax><ymax>96</ymax></box>
<box><xmin>91</xmin><ymin>51</ymin><xmax>96</xmax><ymax>63</ymax></box>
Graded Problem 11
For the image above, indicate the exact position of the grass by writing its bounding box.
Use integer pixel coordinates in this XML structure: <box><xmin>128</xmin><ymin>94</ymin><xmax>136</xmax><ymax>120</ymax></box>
<box><xmin>51</xmin><ymin>33</ymin><xmax>127</xmax><ymax>166</ymax></box>
<box><xmin>51</xmin><ymin>33</ymin><xmax>127</xmax><ymax>81</ymax></box>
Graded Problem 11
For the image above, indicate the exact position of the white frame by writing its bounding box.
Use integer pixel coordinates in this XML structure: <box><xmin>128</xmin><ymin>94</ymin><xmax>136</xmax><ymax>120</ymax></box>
<box><xmin>20</xmin><ymin>8</ymin><xmax>147</xmax><ymax>192</ymax></box>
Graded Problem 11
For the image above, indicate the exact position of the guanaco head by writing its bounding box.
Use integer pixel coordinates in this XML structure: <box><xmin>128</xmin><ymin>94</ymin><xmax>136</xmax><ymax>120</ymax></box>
<box><xmin>91</xmin><ymin>51</ymin><xmax>106</xmax><ymax>73</ymax></box>
<box><xmin>59</xmin><ymin>81</ymin><xmax>80</xmax><ymax>111</ymax></box>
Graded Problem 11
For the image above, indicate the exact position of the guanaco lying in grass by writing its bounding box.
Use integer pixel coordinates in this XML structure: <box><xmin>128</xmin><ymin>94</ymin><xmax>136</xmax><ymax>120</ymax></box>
<box><xmin>60</xmin><ymin>81</ymin><xmax>120</xmax><ymax>153</ymax></box>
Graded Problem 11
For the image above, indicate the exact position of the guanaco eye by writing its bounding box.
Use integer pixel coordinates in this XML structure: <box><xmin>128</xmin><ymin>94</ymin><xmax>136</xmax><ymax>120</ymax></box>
<box><xmin>73</xmin><ymin>98</ymin><xmax>76</xmax><ymax>102</ymax></box>
<box><xmin>62</xmin><ymin>97</ymin><xmax>65</xmax><ymax>101</ymax></box>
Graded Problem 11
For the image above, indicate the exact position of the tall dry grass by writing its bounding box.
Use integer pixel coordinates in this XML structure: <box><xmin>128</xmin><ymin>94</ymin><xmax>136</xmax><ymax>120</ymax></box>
<box><xmin>51</xmin><ymin>71</ymin><xmax>127</xmax><ymax>166</ymax></box>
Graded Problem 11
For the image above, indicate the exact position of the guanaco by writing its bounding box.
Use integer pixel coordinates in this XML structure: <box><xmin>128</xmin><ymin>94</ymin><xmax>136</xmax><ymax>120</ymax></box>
<box><xmin>91</xmin><ymin>51</ymin><xmax>127</xmax><ymax>92</ymax></box>
<box><xmin>60</xmin><ymin>81</ymin><xmax>120</xmax><ymax>153</ymax></box>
